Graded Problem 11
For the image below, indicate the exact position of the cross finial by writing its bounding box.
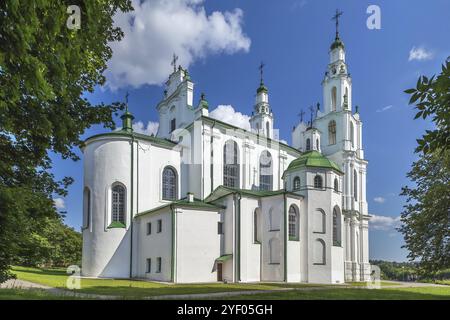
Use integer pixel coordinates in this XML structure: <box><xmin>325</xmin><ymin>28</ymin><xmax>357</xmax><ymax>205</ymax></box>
<box><xmin>298</xmin><ymin>109</ymin><xmax>305</xmax><ymax>122</ymax></box>
<box><xmin>125</xmin><ymin>91</ymin><xmax>129</xmax><ymax>112</ymax></box>
<box><xmin>171</xmin><ymin>53</ymin><xmax>179</xmax><ymax>73</ymax></box>
<box><xmin>259</xmin><ymin>61</ymin><xmax>265</xmax><ymax>85</ymax></box>
<box><xmin>332</xmin><ymin>9</ymin><xmax>343</xmax><ymax>39</ymax></box>
<box><xmin>309</xmin><ymin>104</ymin><xmax>315</xmax><ymax>126</ymax></box>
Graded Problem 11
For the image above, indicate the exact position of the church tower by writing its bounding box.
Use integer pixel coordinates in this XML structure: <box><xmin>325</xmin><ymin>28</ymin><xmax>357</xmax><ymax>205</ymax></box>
<box><xmin>250</xmin><ymin>62</ymin><xmax>274</xmax><ymax>138</ymax></box>
<box><xmin>322</xmin><ymin>11</ymin><xmax>352</xmax><ymax>114</ymax></box>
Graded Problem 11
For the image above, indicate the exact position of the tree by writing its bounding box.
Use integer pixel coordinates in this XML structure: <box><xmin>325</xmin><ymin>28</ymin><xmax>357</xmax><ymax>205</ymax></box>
<box><xmin>400</xmin><ymin>58</ymin><xmax>450</xmax><ymax>274</ymax></box>
<box><xmin>404</xmin><ymin>58</ymin><xmax>450</xmax><ymax>154</ymax></box>
<box><xmin>0</xmin><ymin>0</ymin><xmax>132</xmax><ymax>282</ymax></box>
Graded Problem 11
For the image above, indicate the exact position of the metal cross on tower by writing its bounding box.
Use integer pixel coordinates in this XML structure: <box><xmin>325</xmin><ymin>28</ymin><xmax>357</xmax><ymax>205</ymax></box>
<box><xmin>298</xmin><ymin>109</ymin><xmax>305</xmax><ymax>122</ymax></box>
<box><xmin>125</xmin><ymin>91</ymin><xmax>129</xmax><ymax>112</ymax></box>
<box><xmin>259</xmin><ymin>61</ymin><xmax>265</xmax><ymax>85</ymax></box>
<box><xmin>309</xmin><ymin>105</ymin><xmax>315</xmax><ymax>126</ymax></box>
<box><xmin>171</xmin><ymin>53</ymin><xmax>178</xmax><ymax>73</ymax></box>
<box><xmin>332</xmin><ymin>9</ymin><xmax>343</xmax><ymax>39</ymax></box>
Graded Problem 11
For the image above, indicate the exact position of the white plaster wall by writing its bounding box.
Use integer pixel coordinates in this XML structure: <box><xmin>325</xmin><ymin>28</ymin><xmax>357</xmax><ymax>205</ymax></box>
<box><xmin>239</xmin><ymin>198</ymin><xmax>261</xmax><ymax>282</ymax></box>
<box><xmin>135</xmin><ymin>209</ymin><xmax>172</xmax><ymax>282</ymax></box>
<box><xmin>82</xmin><ymin>138</ymin><xmax>132</xmax><ymax>278</ymax></box>
<box><xmin>175</xmin><ymin>208</ymin><xmax>221</xmax><ymax>283</ymax></box>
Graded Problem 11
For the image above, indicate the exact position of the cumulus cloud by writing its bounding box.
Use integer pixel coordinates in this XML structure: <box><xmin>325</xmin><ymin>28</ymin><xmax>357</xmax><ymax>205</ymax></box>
<box><xmin>370</xmin><ymin>214</ymin><xmax>400</xmax><ymax>231</ymax></box>
<box><xmin>373</xmin><ymin>196</ymin><xmax>386</xmax><ymax>204</ymax></box>
<box><xmin>106</xmin><ymin>0</ymin><xmax>251</xmax><ymax>89</ymax></box>
<box><xmin>54</xmin><ymin>198</ymin><xmax>65</xmax><ymax>210</ymax></box>
<box><xmin>209</xmin><ymin>104</ymin><xmax>251</xmax><ymax>131</ymax></box>
<box><xmin>408</xmin><ymin>46</ymin><xmax>433</xmax><ymax>61</ymax></box>
<box><xmin>133</xmin><ymin>120</ymin><xmax>159</xmax><ymax>136</ymax></box>
<box><xmin>376</xmin><ymin>105</ymin><xmax>393</xmax><ymax>113</ymax></box>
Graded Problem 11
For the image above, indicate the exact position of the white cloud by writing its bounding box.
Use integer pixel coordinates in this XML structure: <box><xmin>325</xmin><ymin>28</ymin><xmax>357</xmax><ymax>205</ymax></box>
<box><xmin>209</xmin><ymin>104</ymin><xmax>251</xmax><ymax>131</ymax></box>
<box><xmin>54</xmin><ymin>198</ymin><xmax>65</xmax><ymax>210</ymax></box>
<box><xmin>370</xmin><ymin>214</ymin><xmax>401</xmax><ymax>231</ymax></box>
<box><xmin>408</xmin><ymin>46</ymin><xmax>433</xmax><ymax>62</ymax></box>
<box><xmin>133</xmin><ymin>120</ymin><xmax>159</xmax><ymax>136</ymax></box>
<box><xmin>373</xmin><ymin>196</ymin><xmax>386</xmax><ymax>204</ymax></box>
<box><xmin>376</xmin><ymin>105</ymin><xmax>393</xmax><ymax>113</ymax></box>
<box><xmin>106</xmin><ymin>0</ymin><xmax>251</xmax><ymax>89</ymax></box>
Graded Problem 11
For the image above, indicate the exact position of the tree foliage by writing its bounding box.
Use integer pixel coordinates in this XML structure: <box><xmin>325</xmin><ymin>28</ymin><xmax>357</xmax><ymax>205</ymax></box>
<box><xmin>404</xmin><ymin>58</ymin><xmax>450</xmax><ymax>154</ymax></box>
<box><xmin>0</xmin><ymin>0</ymin><xmax>132</xmax><ymax>282</ymax></box>
<box><xmin>400</xmin><ymin>58</ymin><xmax>450</xmax><ymax>274</ymax></box>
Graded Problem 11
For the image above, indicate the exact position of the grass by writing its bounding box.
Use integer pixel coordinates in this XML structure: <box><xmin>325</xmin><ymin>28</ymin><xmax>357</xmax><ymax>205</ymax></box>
<box><xmin>6</xmin><ymin>266</ymin><xmax>450</xmax><ymax>300</ymax></box>
<box><xmin>0</xmin><ymin>289</ymin><xmax>87</xmax><ymax>300</ymax></box>
<box><xmin>213</xmin><ymin>286</ymin><xmax>450</xmax><ymax>300</ymax></box>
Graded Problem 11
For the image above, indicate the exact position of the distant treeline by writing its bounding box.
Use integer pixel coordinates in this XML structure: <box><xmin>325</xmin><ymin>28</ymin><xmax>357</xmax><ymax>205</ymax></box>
<box><xmin>371</xmin><ymin>260</ymin><xmax>450</xmax><ymax>282</ymax></box>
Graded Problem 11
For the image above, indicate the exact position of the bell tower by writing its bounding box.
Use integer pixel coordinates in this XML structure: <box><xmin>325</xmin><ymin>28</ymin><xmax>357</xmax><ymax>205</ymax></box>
<box><xmin>322</xmin><ymin>10</ymin><xmax>352</xmax><ymax>114</ymax></box>
<box><xmin>250</xmin><ymin>62</ymin><xmax>274</xmax><ymax>138</ymax></box>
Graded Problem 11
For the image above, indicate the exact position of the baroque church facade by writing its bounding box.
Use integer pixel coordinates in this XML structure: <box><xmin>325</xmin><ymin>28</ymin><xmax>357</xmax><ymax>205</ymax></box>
<box><xmin>81</xmin><ymin>27</ymin><xmax>371</xmax><ymax>284</ymax></box>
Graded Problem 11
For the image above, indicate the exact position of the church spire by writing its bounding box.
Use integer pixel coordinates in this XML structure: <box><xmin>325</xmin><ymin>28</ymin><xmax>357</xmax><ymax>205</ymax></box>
<box><xmin>257</xmin><ymin>61</ymin><xmax>268</xmax><ymax>94</ymax></box>
<box><xmin>121</xmin><ymin>91</ymin><xmax>134</xmax><ymax>132</ymax></box>
<box><xmin>330</xmin><ymin>9</ymin><xmax>345</xmax><ymax>51</ymax></box>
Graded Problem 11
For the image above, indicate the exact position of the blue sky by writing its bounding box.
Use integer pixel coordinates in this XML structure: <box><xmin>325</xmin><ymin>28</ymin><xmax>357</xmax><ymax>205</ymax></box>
<box><xmin>51</xmin><ymin>0</ymin><xmax>450</xmax><ymax>262</ymax></box>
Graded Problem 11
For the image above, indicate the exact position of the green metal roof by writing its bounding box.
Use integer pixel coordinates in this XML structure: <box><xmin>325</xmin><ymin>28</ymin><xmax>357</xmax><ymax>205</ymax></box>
<box><xmin>330</xmin><ymin>37</ymin><xmax>345</xmax><ymax>50</ymax></box>
<box><xmin>285</xmin><ymin>150</ymin><xmax>343</xmax><ymax>174</ymax></box>
<box><xmin>205</xmin><ymin>186</ymin><xmax>302</xmax><ymax>203</ymax></box>
<box><xmin>84</xmin><ymin>129</ymin><xmax>177</xmax><ymax>149</ymax></box>
<box><xmin>257</xmin><ymin>84</ymin><xmax>268</xmax><ymax>93</ymax></box>
<box><xmin>135</xmin><ymin>197</ymin><xmax>224</xmax><ymax>218</ymax></box>
<box><xmin>216</xmin><ymin>254</ymin><xmax>233</xmax><ymax>262</ymax></box>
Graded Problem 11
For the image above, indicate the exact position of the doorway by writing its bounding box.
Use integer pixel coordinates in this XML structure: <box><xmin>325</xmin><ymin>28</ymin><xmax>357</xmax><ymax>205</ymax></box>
<box><xmin>217</xmin><ymin>263</ymin><xmax>223</xmax><ymax>281</ymax></box>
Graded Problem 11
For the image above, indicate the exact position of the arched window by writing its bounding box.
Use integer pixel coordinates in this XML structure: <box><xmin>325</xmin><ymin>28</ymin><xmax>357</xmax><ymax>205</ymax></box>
<box><xmin>269</xmin><ymin>238</ymin><xmax>281</xmax><ymax>264</ymax></box>
<box><xmin>314</xmin><ymin>209</ymin><xmax>326</xmax><ymax>233</ymax></box>
<box><xmin>268</xmin><ymin>208</ymin><xmax>279</xmax><ymax>231</ymax></box>
<box><xmin>334</xmin><ymin>178</ymin><xmax>339</xmax><ymax>192</ymax></box>
<box><xmin>259</xmin><ymin>150</ymin><xmax>273</xmax><ymax>191</ymax></box>
<box><xmin>223</xmin><ymin>140</ymin><xmax>239</xmax><ymax>188</ymax></box>
<box><xmin>328</xmin><ymin>120</ymin><xmax>336</xmax><ymax>145</ymax></box>
<box><xmin>293</xmin><ymin>176</ymin><xmax>301</xmax><ymax>190</ymax></box>
<box><xmin>288</xmin><ymin>205</ymin><xmax>299</xmax><ymax>240</ymax></box>
<box><xmin>353</xmin><ymin>169</ymin><xmax>358</xmax><ymax>201</ymax></box>
<box><xmin>314</xmin><ymin>239</ymin><xmax>326</xmax><ymax>265</ymax></box>
<box><xmin>316</xmin><ymin>139</ymin><xmax>319</xmax><ymax>150</ymax></box>
<box><xmin>83</xmin><ymin>187</ymin><xmax>91</xmax><ymax>228</ymax></box>
<box><xmin>162</xmin><ymin>167</ymin><xmax>177</xmax><ymax>200</ymax></box>
<box><xmin>350</xmin><ymin>122</ymin><xmax>355</xmax><ymax>148</ymax></box>
<box><xmin>112</xmin><ymin>184</ymin><xmax>126</xmax><ymax>224</ymax></box>
<box><xmin>266</xmin><ymin>121</ymin><xmax>270</xmax><ymax>137</ymax></box>
<box><xmin>332</xmin><ymin>207</ymin><xmax>341</xmax><ymax>246</ymax></box>
<box><xmin>306</xmin><ymin>138</ymin><xmax>311</xmax><ymax>151</ymax></box>
<box><xmin>314</xmin><ymin>175</ymin><xmax>323</xmax><ymax>189</ymax></box>
<box><xmin>331</xmin><ymin>87</ymin><xmax>337</xmax><ymax>111</ymax></box>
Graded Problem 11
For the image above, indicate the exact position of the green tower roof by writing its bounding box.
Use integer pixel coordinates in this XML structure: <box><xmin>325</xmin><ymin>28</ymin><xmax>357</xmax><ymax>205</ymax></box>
<box><xmin>285</xmin><ymin>150</ymin><xmax>343</xmax><ymax>174</ymax></box>
<box><xmin>330</xmin><ymin>37</ymin><xmax>345</xmax><ymax>50</ymax></box>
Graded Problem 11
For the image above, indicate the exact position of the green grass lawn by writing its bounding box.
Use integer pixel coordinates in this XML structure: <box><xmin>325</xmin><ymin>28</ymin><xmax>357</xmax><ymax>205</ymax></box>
<box><xmin>0</xmin><ymin>289</ymin><xmax>87</xmax><ymax>300</ymax></box>
<box><xmin>213</xmin><ymin>286</ymin><xmax>450</xmax><ymax>300</ymax></box>
<box><xmin>6</xmin><ymin>266</ymin><xmax>450</xmax><ymax>300</ymax></box>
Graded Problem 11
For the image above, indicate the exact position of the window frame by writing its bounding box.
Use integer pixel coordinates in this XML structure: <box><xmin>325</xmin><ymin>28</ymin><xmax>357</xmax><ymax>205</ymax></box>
<box><xmin>111</xmin><ymin>183</ymin><xmax>126</xmax><ymax>227</ymax></box>
<box><xmin>162</xmin><ymin>166</ymin><xmax>178</xmax><ymax>201</ymax></box>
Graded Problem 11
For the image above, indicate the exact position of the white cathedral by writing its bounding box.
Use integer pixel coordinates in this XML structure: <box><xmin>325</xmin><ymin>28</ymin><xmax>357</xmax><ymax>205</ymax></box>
<box><xmin>81</xmin><ymin>25</ymin><xmax>371</xmax><ymax>284</ymax></box>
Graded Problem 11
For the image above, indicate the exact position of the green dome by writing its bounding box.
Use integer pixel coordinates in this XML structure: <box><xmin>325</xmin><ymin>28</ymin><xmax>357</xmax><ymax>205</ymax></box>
<box><xmin>285</xmin><ymin>150</ymin><xmax>343</xmax><ymax>174</ymax></box>
<box><xmin>330</xmin><ymin>37</ymin><xmax>345</xmax><ymax>50</ymax></box>
<box><xmin>257</xmin><ymin>83</ymin><xmax>268</xmax><ymax>94</ymax></box>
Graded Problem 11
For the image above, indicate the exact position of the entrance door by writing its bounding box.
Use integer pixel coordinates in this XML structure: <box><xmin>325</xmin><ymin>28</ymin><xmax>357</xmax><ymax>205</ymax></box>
<box><xmin>217</xmin><ymin>263</ymin><xmax>223</xmax><ymax>281</ymax></box>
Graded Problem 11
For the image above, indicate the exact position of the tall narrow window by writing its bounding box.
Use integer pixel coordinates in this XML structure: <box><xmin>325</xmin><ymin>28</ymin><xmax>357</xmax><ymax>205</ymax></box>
<box><xmin>306</xmin><ymin>138</ymin><xmax>311</xmax><ymax>151</ymax></box>
<box><xmin>331</xmin><ymin>86</ymin><xmax>337</xmax><ymax>111</ymax></box>
<box><xmin>223</xmin><ymin>140</ymin><xmax>239</xmax><ymax>188</ymax></box>
<box><xmin>170</xmin><ymin>118</ymin><xmax>176</xmax><ymax>132</ymax></box>
<box><xmin>316</xmin><ymin>139</ymin><xmax>319</xmax><ymax>150</ymax></box>
<box><xmin>266</xmin><ymin>121</ymin><xmax>270</xmax><ymax>137</ymax></box>
<box><xmin>156</xmin><ymin>257</ymin><xmax>162</xmax><ymax>273</ymax></box>
<box><xmin>314</xmin><ymin>175</ymin><xmax>323</xmax><ymax>189</ymax></box>
<box><xmin>293</xmin><ymin>176</ymin><xmax>301</xmax><ymax>190</ymax></box>
<box><xmin>353</xmin><ymin>169</ymin><xmax>358</xmax><ymax>201</ymax></box>
<box><xmin>218</xmin><ymin>222</ymin><xmax>224</xmax><ymax>235</ymax></box>
<box><xmin>83</xmin><ymin>187</ymin><xmax>91</xmax><ymax>228</ymax></box>
<box><xmin>288</xmin><ymin>205</ymin><xmax>299</xmax><ymax>240</ymax></box>
<box><xmin>333</xmin><ymin>207</ymin><xmax>341</xmax><ymax>246</ymax></box>
<box><xmin>350</xmin><ymin>122</ymin><xmax>355</xmax><ymax>148</ymax></box>
<box><xmin>147</xmin><ymin>222</ymin><xmax>152</xmax><ymax>235</ymax></box>
<box><xmin>334</xmin><ymin>178</ymin><xmax>339</xmax><ymax>192</ymax></box>
<box><xmin>328</xmin><ymin>120</ymin><xmax>336</xmax><ymax>145</ymax></box>
<box><xmin>253</xmin><ymin>209</ymin><xmax>259</xmax><ymax>243</ymax></box>
<box><xmin>157</xmin><ymin>219</ymin><xmax>162</xmax><ymax>233</ymax></box>
<box><xmin>269</xmin><ymin>238</ymin><xmax>281</xmax><ymax>264</ymax></box>
<box><xmin>146</xmin><ymin>258</ymin><xmax>151</xmax><ymax>273</ymax></box>
<box><xmin>259</xmin><ymin>150</ymin><xmax>273</xmax><ymax>191</ymax></box>
<box><xmin>111</xmin><ymin>184</ymin><xmax>125</xmax><ymax>224</ymax></box>
<box><xmin>162</xmin><ymin>166</ymin><xmax>177</xmax><ymax>200</ymax></box>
